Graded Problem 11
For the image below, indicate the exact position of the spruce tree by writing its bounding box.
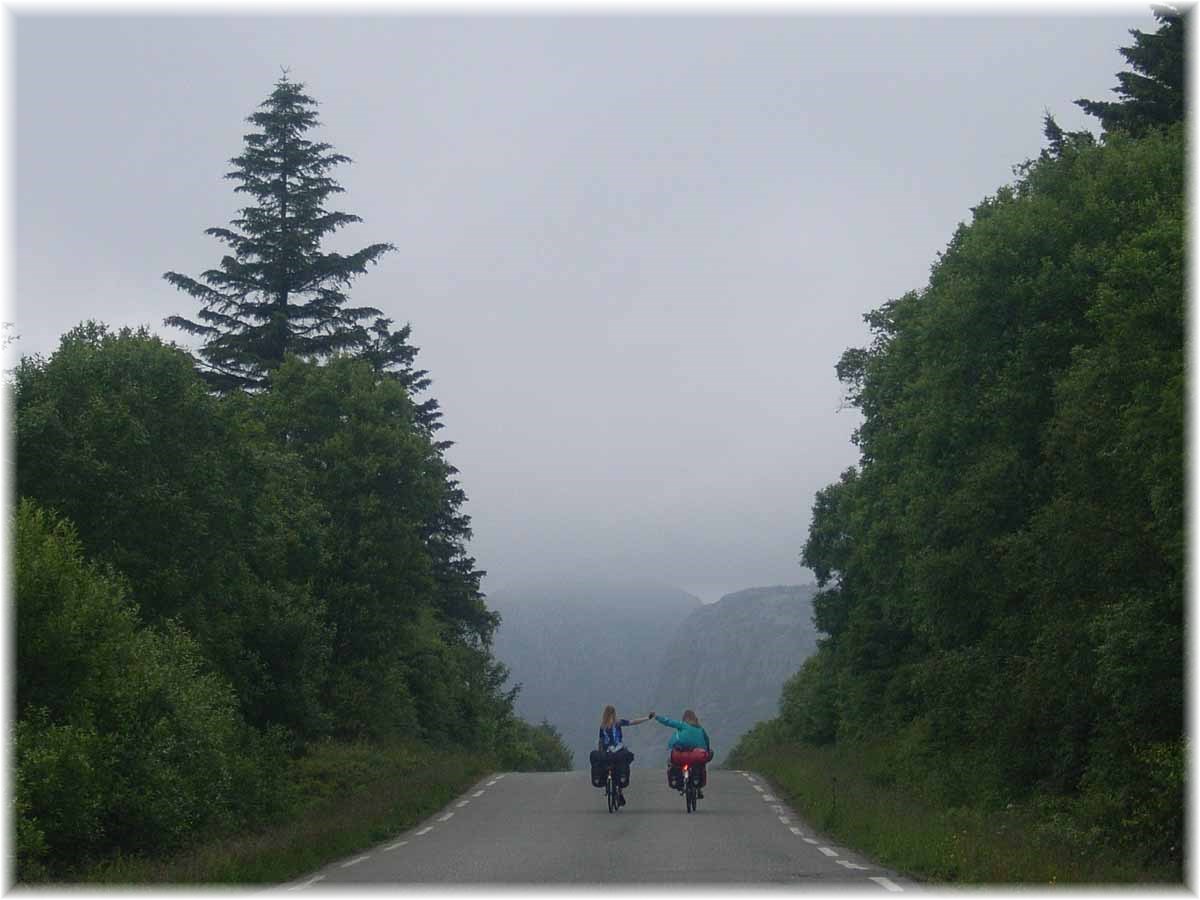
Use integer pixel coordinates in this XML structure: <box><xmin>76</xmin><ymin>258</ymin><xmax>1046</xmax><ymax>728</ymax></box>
<box><xmin>1076</xmin><ymin>7</ymin><xmax>1185</xmax><ymax>138</ymax></box>
<box><xmin>165</xmin><ymin>74</ymin><xmax>393</xmax><ymax>391</ymax></box>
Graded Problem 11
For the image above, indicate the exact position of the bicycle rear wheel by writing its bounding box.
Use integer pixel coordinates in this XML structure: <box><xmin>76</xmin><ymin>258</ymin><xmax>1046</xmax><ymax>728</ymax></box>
<box><xmin>607</xmin><ymin>773</ymin><xmax>617</xmax><ymax>813</ymax></box>
<box><xmin>685</xmin><ymin>778</ymin><xmax>696</xmax><ymax>813</ymax></box>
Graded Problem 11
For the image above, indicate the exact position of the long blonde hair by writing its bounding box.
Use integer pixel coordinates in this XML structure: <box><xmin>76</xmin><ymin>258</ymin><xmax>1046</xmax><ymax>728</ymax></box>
<box><xmin>600</xmin><ymin>705</ymin><xmax>617</xmax><ymax>728</ymax></box>
<box><xmin>682</xmin><ymin>709</ymin><xmax>700</xmax><ymax>726</ymax></box>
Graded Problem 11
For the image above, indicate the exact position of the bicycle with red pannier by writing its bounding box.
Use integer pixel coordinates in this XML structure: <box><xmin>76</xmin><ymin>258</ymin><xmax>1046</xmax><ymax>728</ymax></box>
<box><xmin>651</xmin><ymin>711</ymin><xmax>714</xmax><ymax>813</ymax></box>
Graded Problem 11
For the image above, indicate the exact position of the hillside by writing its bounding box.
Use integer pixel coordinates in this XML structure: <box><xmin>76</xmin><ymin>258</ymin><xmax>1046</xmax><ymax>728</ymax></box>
<box><xmin>647</xmin><ymin>585</ymin><xmax>820</xmax><ymax>764</ymax></box>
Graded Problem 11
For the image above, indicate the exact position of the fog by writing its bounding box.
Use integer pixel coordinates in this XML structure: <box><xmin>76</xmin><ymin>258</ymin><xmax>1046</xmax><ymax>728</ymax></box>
<box><xmin>13</xmin><ymin>9</ymin><xmax>1150</xmax><ymax>602</ymax></box>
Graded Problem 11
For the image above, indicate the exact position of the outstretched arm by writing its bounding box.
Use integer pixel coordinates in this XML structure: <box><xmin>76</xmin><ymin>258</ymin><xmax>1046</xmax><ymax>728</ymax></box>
<box><xmin>654</xmin><ymin>715</ymin><xmax>683</xmax><ymax>730</ymax></box>
<box><xmin>626</xmin><ymin>714</ymin><xmax>653</xmax><ymax>725</ymax></box>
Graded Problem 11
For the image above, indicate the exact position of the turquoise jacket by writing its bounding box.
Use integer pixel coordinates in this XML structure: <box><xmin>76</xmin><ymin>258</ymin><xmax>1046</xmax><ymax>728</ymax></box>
<box><xmin>654</xmin><ymin>715</ymin><xmax>711</xmax><ymax>752</ymax></box>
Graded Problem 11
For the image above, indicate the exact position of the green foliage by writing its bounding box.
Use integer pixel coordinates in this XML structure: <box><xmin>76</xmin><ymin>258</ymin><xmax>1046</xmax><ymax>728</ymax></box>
<box><xmin>254</xmin><ymin>355</ymin><xmax>499</xmax><ymax>742</ymax></box>
<box><xmin>786</xmin><ymin>111</ymin><xmax>1183</xmax><ymax>870</ymax></box>
<box><xmin>14</xmin><ymin>324</ymin><xmax>332</xmax><ymax>738</ymax></box>
<box><xmin>498</xmin><ymin>719</ymin><xmax>573</xmax><ymax>772</ymax></box>
<box><xmin>164</xmin><ymin>75</ymin><xmax>393</xmax><ymax>391</ymax></box>
<box><xmin>13</xmin><ymin>499</ymin><xmax>285</xmax><ymax>878</ymax></box>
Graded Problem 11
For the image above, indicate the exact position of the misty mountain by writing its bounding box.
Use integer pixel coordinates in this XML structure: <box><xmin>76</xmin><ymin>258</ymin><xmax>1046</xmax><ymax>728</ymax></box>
<box><xmin>647</xmin><ymin>584</ymin><xmax>820</xmax><ymax>764</ymax></box>
<box><xmin>488</xmin><ymin>579</ymin><xmax>820</xmax><ymax>770</ymax></box>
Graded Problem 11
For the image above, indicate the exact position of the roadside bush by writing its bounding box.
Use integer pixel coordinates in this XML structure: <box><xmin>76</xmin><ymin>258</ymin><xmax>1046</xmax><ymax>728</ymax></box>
<box><xmin>13</xmin><ymin>500</ymin><xmax>257</xmax><ymax>876</ymax></box>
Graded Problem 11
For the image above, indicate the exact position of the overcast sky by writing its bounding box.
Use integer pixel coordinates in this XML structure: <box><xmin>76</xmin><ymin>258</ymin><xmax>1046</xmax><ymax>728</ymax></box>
<box><xmin>12</xmin><ymin>7</ymin><xmax>1153</xmax><ymax>602</ymax></box>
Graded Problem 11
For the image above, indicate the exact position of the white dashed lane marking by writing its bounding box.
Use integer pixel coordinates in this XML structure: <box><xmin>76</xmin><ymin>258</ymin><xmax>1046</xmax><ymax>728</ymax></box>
<box><xmin>803</xmin><ymin>838</ymin><xmax>819</xmax><ymax>845</ymax></box>
<box><xmin>871</xmin><ymin>876</ymin><xmax>903</xmax><ymax>892</ymax></box>
<box><xmin>456</xmin><ymin>800</ymin><xmax>470</xmax><ymax>808</ymax></box>
<box><xmin>762</xmin><ymin>795</ymin><xmax>779</xmax><ymax>802</ymax></box>
<box><xmin>753</xmin><ymin>785</ymin><xmax>764</xmax><ymax>793</ymax></box>
<box><xmin>415</xmin><ymin>827</ymin><xmax>433</xmax><ymax>836</ymax></box>
<box><xmin>288</xmin><ymin>875</ymin><xmax>325</xmax><ymax>890</ymax></box>
<box><xmin>472</xmin><ymin>790</ymin><xmax>485</xmax><ymax>797</ymax></box>
<box><xmin>383</xmin><ymin>840</ymin><xmax>408</xmax><ymax>851</ymax></box>
<box><xmin>818</xmin><ymin>847</ymin><xmax>839</xmax><ymax>857</ymax></box>
<box><xmin>437</xmin><ymin>812</ymin><xmax>454</xmax><ymax>822</ymax></box>
<box><xmin>340</xmin><ymin>856</ymin><xmax>369</xmax><ymax>868</ymax></box>
<box><xmin>789</xmin><ymin>827</ymin><xmax>804</xmax><ymax>836</ymax></box>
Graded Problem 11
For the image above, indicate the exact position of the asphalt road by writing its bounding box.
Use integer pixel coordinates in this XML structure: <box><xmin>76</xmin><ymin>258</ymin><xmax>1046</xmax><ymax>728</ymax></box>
<box><xmin>278</xmin><ymin>769</ymin><xmax>918</xmax><ymax>889</ymax></box>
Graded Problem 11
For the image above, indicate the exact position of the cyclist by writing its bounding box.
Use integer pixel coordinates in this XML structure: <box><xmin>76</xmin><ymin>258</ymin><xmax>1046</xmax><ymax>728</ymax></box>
<box><xmin>651</xmin><ymin>709</ymin><xmax>712</xmax><ymax>798</ymax></box>
<box><xmin>589</xmin><ymin>705</ymin><xmax>653</xmax><ymax>807</ymax></box>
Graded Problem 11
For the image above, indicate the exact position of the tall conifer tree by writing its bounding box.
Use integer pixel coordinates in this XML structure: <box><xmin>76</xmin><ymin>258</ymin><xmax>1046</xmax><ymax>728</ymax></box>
<box><xmin>165</xmin><ymin>74</ymin><xmax>393</xmax><ymax>391</ymax></box>
<box><xmin>1076</xmin><ymin>7</ymin><xmax>1185</xmax><ymax>137</ymax></box>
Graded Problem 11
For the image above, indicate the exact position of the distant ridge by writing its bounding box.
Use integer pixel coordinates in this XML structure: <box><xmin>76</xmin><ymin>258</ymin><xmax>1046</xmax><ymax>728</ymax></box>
<box><xmin>646</xmin><ymin>584</ymin><xmax>821</xmax><ymax>765</ymax></box>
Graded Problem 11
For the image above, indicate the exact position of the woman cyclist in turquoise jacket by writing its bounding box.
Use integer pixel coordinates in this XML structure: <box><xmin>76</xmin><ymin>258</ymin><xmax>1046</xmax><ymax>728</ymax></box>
<box><xmin>652</xmin><ymin>709</ymin><xmax>712</xmax><ymax>798</ymax></box>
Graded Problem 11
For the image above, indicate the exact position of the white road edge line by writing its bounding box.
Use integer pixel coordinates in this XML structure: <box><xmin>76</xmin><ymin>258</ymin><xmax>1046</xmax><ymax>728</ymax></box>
<box><xmin>772</xmin><ymin>805</ymin><xmax>786</xmax><ymax>813</ymax></box>
<box><xmin>383</xmin><ymin>841</ymin><xmax>408</xmax><ymax>851</ymax></box>
<box><xmin>437</xmin><ymin>812</ymin><xmax>454</xmax><ymax>822</ymax></box>
<box><xmin>473</xmin><ymin>790</ymin><xmax>485</xmax><ymax>797</ymax></box>
<box><xmin>753</xmin><ymin>785</ymin><xmax>764</xmax><ymax>793</ymax></box>
<box><xmin>803</xmin><ymin>838</ymin><xmax>819</xmax><ymax>845</ymax></box>
<box><xmin>778</xmin><ymin>816</ymin><xmax>791</xmax><ymax>824</ymax></box>
<box><xmin>871</xmin><ymin>876</ymin><xmax>904</xmax><ymax>892</ymax></box>
<box><xmin>486</xmin><ymin>780</ymin><xmax>498</xmax><ymax>786</ymax></box>
<box><xmin>838</xmin><ymin>860</ymin><xmax>871</xmax><ymax>871</ymax></box>
<box><xmin>288</xmin><ymin>875</ymin><xmax>325</xmax><ymax>890</ymax></box>
<box><xmin>456</xmin><ymin>800</ymin><xmax>469</xmax><ymax>807</ymax></box>
<box><xmin>818</xmin><ymin>847</ymin><xmax>839</xmax><ymax>857</ymax></box>
<box><xmin>415</xmin><ymin>826</ymin><xmax>434</xmax><ymax>836</ymax></box>
<box><xmin>789</xmin><ymin>827</ymin><xmax>804</xmax><ymax>836</ymax></box>
<box><xmin>340</xmin><ymin>856</ymin><xmax>369</xmax><ymax>868</ymax></box>
<box><xmin>762</xmin><ymin>795</ymin><xmax>779</xmax><ymax>801</ymax></box>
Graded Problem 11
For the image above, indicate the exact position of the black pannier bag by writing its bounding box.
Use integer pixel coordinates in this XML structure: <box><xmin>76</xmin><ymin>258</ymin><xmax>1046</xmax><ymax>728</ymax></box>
<box><xmin>589</xmin><ymin>748</ymin><xmax>632</xmax><ymax>787</ymax></box>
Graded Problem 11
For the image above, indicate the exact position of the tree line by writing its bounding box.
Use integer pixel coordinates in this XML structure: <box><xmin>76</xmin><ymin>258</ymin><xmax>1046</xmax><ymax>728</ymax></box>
<box><xmin>13</xmin><ymin>76</ymin><xmax>569</xmax><ymax>880</ymax></box>
<box><xmin>732</xmin><ymin>8</ymin><xmax>1184</xmax><ymax>871</ymax></box>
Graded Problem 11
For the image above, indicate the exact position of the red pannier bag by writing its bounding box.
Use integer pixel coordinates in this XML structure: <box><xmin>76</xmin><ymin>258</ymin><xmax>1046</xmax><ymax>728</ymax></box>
<box><xmin>670</xmin><ymin>747</ymin><xmax>712</xmax><ymax>767</ymax></box>
<box><xmin>668</xmin><ymin>747</ymin><xmax>713</xmax><ymax>788</ymax></box>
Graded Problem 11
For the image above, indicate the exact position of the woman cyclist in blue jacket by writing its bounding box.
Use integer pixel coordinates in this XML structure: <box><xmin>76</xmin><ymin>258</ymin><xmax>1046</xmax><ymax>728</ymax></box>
<box><xmin>589</xmin><ymin>704</ymin><xmax>652</xmax><ymax>806</ymax></box>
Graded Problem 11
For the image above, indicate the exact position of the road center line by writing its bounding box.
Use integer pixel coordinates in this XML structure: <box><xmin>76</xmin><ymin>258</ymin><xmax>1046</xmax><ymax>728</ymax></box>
<box><xmin>383</xmin><ymin>841</ymin><xmax>408</xmax><ymax>851</ymax></box>
<box><xmin>870</xmin><ymin>876</ymin><xmax>904</xmax><ymax>892</ymax></box>
<box><xmin>415</xmin><ymin>826</ymin><xmax>434</xmax><ymax>836</ymax></box>
<box><xmin>340</xmin><ymin>856</ymin><xmax>370</xmax><ymax>868</ymax></box>
<box><xmin>288</xmin><ymin>875</ymin><xmax>325</xmax><ymax>890</ymax></box>
<box><xmin>818</xmin><ymin>847</ymin><xmax>839</xmax><ymax>857</ymax></box>
<box><xmin>437</xmin><ymin>812</ymin><xmax>454</xmax><ymax>822</ymax></box>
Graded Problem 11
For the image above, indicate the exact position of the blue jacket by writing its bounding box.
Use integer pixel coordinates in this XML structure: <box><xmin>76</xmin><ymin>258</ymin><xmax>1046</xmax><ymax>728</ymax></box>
<box><xmin>655</xmin><ymin>715</ymin><xmax>710</xmax><ymax>752</ymax></box>
<box><xmin>598</xmin><ymin>719</ymin><xmax>631</xmax><ymax>752</ymax></box>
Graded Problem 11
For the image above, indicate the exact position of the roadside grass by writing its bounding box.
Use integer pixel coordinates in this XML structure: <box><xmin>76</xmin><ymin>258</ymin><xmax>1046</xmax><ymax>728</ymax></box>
<box><xmin>83</xmin><ymin>738</ymin><xmax>494</xmax><ymax>885</ymax></box>
<box><xmin>735</xmin><ymin>743</ymin><xmax>1179</xmax><ymax>885</ymax></box>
